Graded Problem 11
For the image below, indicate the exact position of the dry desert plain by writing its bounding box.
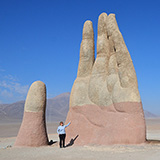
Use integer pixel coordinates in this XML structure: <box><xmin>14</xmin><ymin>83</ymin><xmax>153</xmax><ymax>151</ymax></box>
<box><xmin>1</xmin><ymin>119</ymin><xmax>160</xmax><ymax>160</ymax></box>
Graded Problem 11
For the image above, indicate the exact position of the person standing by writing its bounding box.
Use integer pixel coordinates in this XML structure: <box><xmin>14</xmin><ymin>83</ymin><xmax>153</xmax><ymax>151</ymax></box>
<box><xmin>57</xmin><ymin>121</ymin><xmax>71</xmax><ymax>148</ymax></box>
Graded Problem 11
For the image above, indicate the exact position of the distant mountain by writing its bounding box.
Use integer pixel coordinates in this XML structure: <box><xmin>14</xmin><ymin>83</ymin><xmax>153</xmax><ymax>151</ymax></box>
<box><xmin>46</xmin><ymin>92</ymin><xmax>70</xmax><ymax>122</ymax></box>
<box><xmin>0</xmin><ymin>93</ymin><xmax>158</xmax><ymax>123</ymax></box>
<box><xmin>144</xmin><ymin>110</ymin><xmax>158</xmax><ymax>119</ymax></box>
<box><xmin>0</xmin><ymin>101</ymin><xmax>25</xmax><ymax>123</ymax></box>
<box><xmin>0</xmin><ymin>92</ymin><xmax>70</xmax><ymax>123</ymax></box>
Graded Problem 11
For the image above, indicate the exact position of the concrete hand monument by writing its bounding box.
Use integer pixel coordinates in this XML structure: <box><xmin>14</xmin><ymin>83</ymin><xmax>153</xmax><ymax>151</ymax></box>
<box><xmin>14</xmin><ymin>81</ymin><xmax>49</xmax><ymax>147</ymax></box>
<box><xmin>66</xmin><ymin>13</ymin><xmax>146</xmax><ymax>145</ymax></box>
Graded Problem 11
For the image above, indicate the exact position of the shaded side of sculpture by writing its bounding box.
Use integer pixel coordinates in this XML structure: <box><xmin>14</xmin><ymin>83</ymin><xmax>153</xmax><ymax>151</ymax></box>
<box><xmin>65</xmin><ymin>12</ymin><xmax>146</xmax><ymax>145</ymax></box>
<box><xmin>14</xmin><ymin>81</ymin><xmax>49</xmax><ymax>147</ymax></box>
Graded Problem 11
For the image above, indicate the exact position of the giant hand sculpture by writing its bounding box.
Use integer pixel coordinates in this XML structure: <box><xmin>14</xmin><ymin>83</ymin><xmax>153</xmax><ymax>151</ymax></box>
<box><xmin>14</xmin><ymin>81</ymin><xmax>49</xmax><ymax>147</ymax></box>
<box><xmin>66</xmin><ymin>13</ymin><xmax>146</xmax><ymax>145</ymax></box>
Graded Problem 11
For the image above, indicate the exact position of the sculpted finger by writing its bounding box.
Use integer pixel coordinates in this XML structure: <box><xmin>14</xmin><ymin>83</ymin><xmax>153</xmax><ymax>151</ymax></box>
<box><xmin>24</xmin><ymin>81</ymin><xmax>46</xmax><ymax>112</ymax></box>
<box><xmin>77</xmin><ymin>20</ymin><xmax>95</xmax><ymax>77</ymax></box>
<box><xmin>107</xmin><ymin>14</ymin><xmax>138</xmax><ymax>89</ymax></box>
<box><xmin>14</xmin><ymin>81</ymin><xmax>48</xmax><ymax>147</ymax></box>
<box><xmin>70</xmin><ymin>21</ymin><xmax>94</xmax><ymax>107</ymax></box>
<box><xmin>97</xmin><ymin>12</ymin><xmax>110</xmax><ymax>58</ymax></box>
<box><xmin>92</xmin><ymin>13</ymin><xmax>110</xmax><ymax>76</ymax></box>
<box><xmin>89</xmin><ymin>13</ymin><xmax>112</xmax><ymax>106</ymax></box>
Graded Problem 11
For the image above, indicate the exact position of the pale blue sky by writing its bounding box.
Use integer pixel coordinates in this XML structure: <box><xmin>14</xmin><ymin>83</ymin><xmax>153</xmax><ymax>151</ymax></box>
<box><xmin>0</xmin><ymin>0</ymin><xmax>160</xmax><ymax>114</ymax></box>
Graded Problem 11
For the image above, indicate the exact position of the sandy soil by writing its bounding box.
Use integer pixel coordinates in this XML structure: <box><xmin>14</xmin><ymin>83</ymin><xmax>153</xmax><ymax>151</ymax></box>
<box><xmin>0</xmin><ymin>119</ymin><xmax>160</xmax><ymax>160</ymax></box>
<box><xmin>0</xmin><ymin>122</ymin><xmax>59</xmax><ymax>138</ymax></box>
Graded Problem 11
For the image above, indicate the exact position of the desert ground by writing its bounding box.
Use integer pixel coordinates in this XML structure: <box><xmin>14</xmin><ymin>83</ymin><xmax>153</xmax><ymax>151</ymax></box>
<box><xmin>1</xmin><ymin>119</ymin><xmax>160</xmax><ymax>160</ymax></box>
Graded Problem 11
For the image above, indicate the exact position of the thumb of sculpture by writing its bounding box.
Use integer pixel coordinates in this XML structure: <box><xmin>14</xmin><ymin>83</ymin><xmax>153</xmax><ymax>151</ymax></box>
<box><xmin>14</xmin><ymin>81</ymin><xmax>49</xmax><ymax>147</ymax></box>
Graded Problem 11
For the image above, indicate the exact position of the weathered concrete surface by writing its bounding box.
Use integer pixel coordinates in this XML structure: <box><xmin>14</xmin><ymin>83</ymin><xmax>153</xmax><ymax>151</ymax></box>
<box><xmin>66</xmin><ymin>103</ymin><xmax>145</xmax><ymax>145</ymax></box>
<box><xmin>14</xmin><ymin>81</ymin><xmax>49</xmax><ymax>147</ymax></box>
<box><xmin>66</xmin><ymin>12</ymin><xmax>146</xmax><ymax>145</ymax></box>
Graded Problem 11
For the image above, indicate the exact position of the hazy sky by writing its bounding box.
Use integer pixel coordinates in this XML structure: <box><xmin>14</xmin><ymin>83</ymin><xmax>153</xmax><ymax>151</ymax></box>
<box><xmin>0</xmin><ymin>0</ymin><xmax>160</xmax><ymax>114</ymax></box>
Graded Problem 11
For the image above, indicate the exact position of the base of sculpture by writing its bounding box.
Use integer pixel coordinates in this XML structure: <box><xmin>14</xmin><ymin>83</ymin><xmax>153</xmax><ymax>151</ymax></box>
<box><xmin>65</xmin><ymin>102</ymin><xmax>146</xmax><ymax>145</ymax></box>
<box><xmin>14</xmin><ymin>111</ymin><xmax>49</xmax><ymax>147</ymax></box>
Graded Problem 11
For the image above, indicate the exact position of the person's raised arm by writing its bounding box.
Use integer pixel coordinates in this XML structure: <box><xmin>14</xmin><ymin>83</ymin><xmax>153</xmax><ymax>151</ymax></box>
<box><xmin>65</xmin><ymin>122</ymin><xmax>71</xmax><ymax>128</ymax></box>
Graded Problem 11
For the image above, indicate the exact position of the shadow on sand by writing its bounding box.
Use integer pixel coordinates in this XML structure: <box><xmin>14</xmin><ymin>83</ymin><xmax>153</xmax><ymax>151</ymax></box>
<box><xmin>48</xmin><ymin>140</ymin><xmax>58</xmax><ymax>145</ymax></box>
<box><xmin>146</xmin><ymin>139</ymin><xmax>160</xmax><ymax>144</ymax></box>
<box><xmin>48</xmin><ymin>138</ymin><xmax>160</xmax><ymax>147</ymax></box>
<box><xmin>65</xmin><ymin>135</ymin><xmax>79</xmax><ymax>148</ymax></box>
